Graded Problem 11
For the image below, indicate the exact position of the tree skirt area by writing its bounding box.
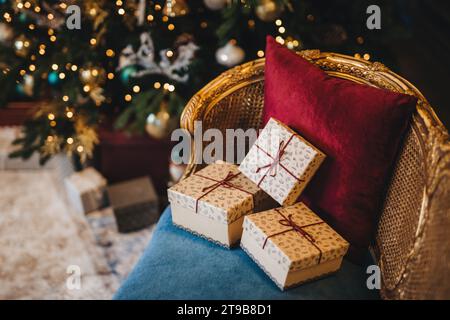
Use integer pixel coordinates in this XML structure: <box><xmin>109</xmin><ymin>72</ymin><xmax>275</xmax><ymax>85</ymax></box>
<box><xmin>0</xmin><ymin>169</ymin><xmax>154</xmax><ymax>299</ymax></box>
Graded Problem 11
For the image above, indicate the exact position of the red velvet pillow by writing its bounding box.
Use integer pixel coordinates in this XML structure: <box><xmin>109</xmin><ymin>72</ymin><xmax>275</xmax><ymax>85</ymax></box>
<box><xmin>263</xmin><ymin>36</ymin><xmax>417</xmax><ymax>262</ymax></box>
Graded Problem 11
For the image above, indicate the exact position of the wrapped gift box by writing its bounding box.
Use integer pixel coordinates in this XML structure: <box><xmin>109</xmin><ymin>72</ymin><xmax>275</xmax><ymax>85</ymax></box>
<box><xmin>239</xmin><ymin>118</ymin><xmax>325</xmax><ymax>206</ymax></box>
<box><xmin>107</xmin><ymin>176</ymin><xmax>159</xmax><ymax>233</ymax></box>
<box><xmin>168</xmin><ymin>162</ymin><xmax>275</xmax><ymax>247</ymax></box>
<box><xmin>241</xmin><ymin>202</ymin><xmax>349</xmax><ymax>290</ymax></box>
<box><xmin>65</xmin><ymin>167</ymin><xmax>108</xmax><ymax>214</ymax></box>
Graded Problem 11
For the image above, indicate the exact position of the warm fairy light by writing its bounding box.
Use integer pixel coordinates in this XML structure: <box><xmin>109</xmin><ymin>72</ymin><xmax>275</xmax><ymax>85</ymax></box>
<box><xmin>59</xmin><ymin>3</ymin><xmax>67</xmax><ymax>10</ymax></box>
<box><xmin>19</xmin><ymin>69</ymin><xmax>26</xmax><ymax>76</ymax></box>
<box><xmin>155</xmin><ymin>4</ymin><xmax>162</xmax><ymax>11</ymax></box>
<box><xmin>275</xmin><ymin>19</ymin><xmax>282</xmax><ymax>26</ymax></box>
<box><xmin>248</xmin><ymin>20</ymin><xmax>255</xmax><ymax>28</ymax></box>
<box><xmin>118</xmin><ymin>8</ymin><xmax>125</xmax><ymax>15</ymax></box>
<box><xmin>116</xmin><ymin>0</ymin><xmax>123</xmax><ymax>6</ymax></box>
<box><xmin>163</xmin><ymin>83</ymin><xmax>170</xmax><ymax>90</ymax></box>
<box><xmin>91</xmin><ymin>69</ymin><xmax>99</xmax><ymax>77</ymax></box>
<box><xmin>168</xmin><ymin>85</ymin><xmax>175</xmax><ymax>92</ymax></box>
<box><xmin>168</xmin><ymin>23</ymin><xmax>175</xmax><ymax>31</ymax></box>
<box><xmin>89</xmin><ymin>8</ymin><xmax>97</xmax><ymax>16</ymax></box>
<box><xmin>124</xmin><ymin>94</ymin><xmax>132</xmax><ymax>102</ymax></box>
<box><xmin>106</xmin><ymin>49</ymin><xmax>115</xmax><ymax>57</ymax></box>
<box><xmin>275</xmin><ymin>36</ymin><xmax>285</xmax><ymax>45</ymax></box>
<box><xmin>257</xmin><ymin>50</ymin><xmax>264</xmax><ymax>58</ymax></box>
<box><xmin>77</xmin><ymin>146</ymin><xmax>84</xmax><ymax>153</ymax></box>
<box><xmin>83</xmin><ymin>85</ymin><xmax>91</xmax><ymax>92</ymax></box>
<box><xmin>50</xmin><ymin>121</ymin><xmax>57</xmax><ymax>127</ymax></box>
<box><xmin>59</xmin><ymin>72</ymin><xmax>65</xmax><ymax>79</ymax></box>
<box><xmin>39</xmin><ymin>44</ymin><xmax>46</xmax><ymax>50</ymax></box>
<box><xmin>46</xmin><ymin>136</ymin><xmax>54</xmax><ymax>142</ymax></box>
<box><xmin>293</xmin><ymin>40</ymin><xmax>300</xmax><ymax>47</ymax></box>
<box><xmin>132</xmin><ymin>85</ymin><xmax>140</xmax><ymax>93</ymax></box>
<box><xmin>29</xmin><ymin>65</ymin><xmax>36</xmax><ymax>72</ymax></box>
<box><xmin>354</xmin><ymin>53</ymin><xmax>361</xmax><ymax>59</ymax></box>
<box><xmin>48</xmin><ymin>29</ymin><xmax>54</xmax><ymax>36</ymax></box>
<box><xmin>147</xmin><ymin>14</ymin><xmax>154</xmax><ymax>22</ymax></box>
<box><xmin>47</xmin><ymin>13</ymin><xmax>54</xmax><ymax>20</ymax></box>
<box><xmin>107</xmin><ymin>73</ymin><xmax>114</xmax><ymax>80</ymax></box>
<box><xmin>166</xmin><ymin>50</ymin><xmax>174</xmax><ymax>58</ymax></box>
<box><xmin>17</xmin><ymin>3</ymin><xmax>24</xmax><ymax>9</ymax></box>
<box><xmin>34</xmin><ymin>6</ymin><xmax>41</xmax><ymax>13</ymax></box>
<box><xmin>23</xmin><ymin>41</ymin><xmax>30</xmax><ymax>47</ymax></box>
<box><xmin>50</xmin><ymin>35</ymin><xmax>56</xmax><ymax>42</ymax></box>
<box><xmin>154</xmin><ymin>82</ymin><xmax>161</xmax><ymax>89</ymax></box>
<box><xmin>48</xmin><ymin>113</ymin><xmax>55</xmax><ymax>120</ymax></box>
<box><xmin>90</xmin><ymin>38</ymin><xmax>97</xmax><ymax>45</ymax></box>
<box><xmin>66</xmin><ymin>137</ymin><xmax>74</xmax><ymax>145</ymax></box>
<box><xmin>162</xmin><ymin>16</ymin><xmax>169</xmax><ymax>22</ymax></box>
<box><xmin>363</xmin><ymin>53</ymin><xmax>371</xmax><ymax>61</ymax></box>
<box><xmin>29</xmin><ymin>24</ymin><xmax>35</xmax><ymax>30</ymax></box>
<box><xmin>66</xmin><ymin>111</ymin><xmax>74</xmax><ymax>118</ymax></box>
<box><xmin>278</xmin><ymin>27</ymin><xmax>285</xmax><ymax>34</ymax></box>
<box><xmin>71</xmin><ymin>65</ymin><xmax>78</xmax><ymax>71</ymax></box>
<box><xmin>52</xmin><ymin>64</ymin><xmax>58</xmax><ymax>70</ymax></box>
<box><xmin>200</xmin><ymin>21</ymin><xmax>207</xmax><ymax>28</ymax></box>
<box><xmin>62</xmin><ymin>95</ymin><xmax>69</xmax><ymax>102</ymax></box>
<box><xmin>24</xmin><ymin>2</ymin><xmax>31</xmax><ymax>9</ymax></box>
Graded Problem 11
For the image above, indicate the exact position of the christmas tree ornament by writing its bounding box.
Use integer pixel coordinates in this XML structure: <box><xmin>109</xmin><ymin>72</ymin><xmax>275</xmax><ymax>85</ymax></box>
<box><xmin>120</xmin><ymin>65</ymin><xmax>137</xmax><ymax>84</ymax></box>
<box><xmin>215</xmin><ymin>41</ymin><xmax>245</xmax><ymax>67</ymax></box>
<box><xmin>163</xmin><ymin>0</ymin><xmax>189</xmax><ymax>17</ymax></box>
<box><xmin>0</xmin><ymin>23</ymin><xmax>13</xmax><ymax>44</ymax></box>
<box><xmin>48</xmin><ymin>71</ymin><xmax>59</xmax><ymax>85</ymax></box>
<box><xmin>204</xmin><ymin>0</ymin><xmax>227</xmax><ymax>11</ymax></box>
<box><xmin>145</xmin><ymin>101</ymin><xmax>178</xmax><ymax>140</ymax></box>
<box><xmin>255</xmin><ymin>0</ymin><xmax>284</xmax><ymax>22</ymax></box>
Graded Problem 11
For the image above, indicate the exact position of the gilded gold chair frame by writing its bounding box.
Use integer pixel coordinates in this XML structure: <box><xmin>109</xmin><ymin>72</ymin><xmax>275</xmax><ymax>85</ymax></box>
<box><xmin>180</xmin><ymin>50</ymin><xmax>450</xmax><ymax>299</ymax></box>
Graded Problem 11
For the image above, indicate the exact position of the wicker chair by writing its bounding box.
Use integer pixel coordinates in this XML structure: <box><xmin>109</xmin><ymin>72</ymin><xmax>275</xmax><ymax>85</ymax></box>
<box><xmin>179</xmin><ymin>50</ymin><xmax>450</xmax><ymax>300</ymax></box>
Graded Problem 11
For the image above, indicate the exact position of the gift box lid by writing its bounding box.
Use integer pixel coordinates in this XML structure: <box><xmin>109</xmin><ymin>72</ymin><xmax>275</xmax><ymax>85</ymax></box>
<box><xmin>168</xmin><ymin>162</ymin><xmax>266</xmax><ymax>224</ymax></box>
<box><xmin>65</xmin><ymin>167</ymin><xmax>107</xmax><ymax>193</ymax></box>
<box><xmin>239</xmin><ymin>118</ymin><xmax>326</xmax><ymax>206</ymax></box>
<box><xmin>107</xmin><ymin>176</ymin><xmax>158</xmax><ymax>209</ymax></box>
<box><xmin>243</xmin><ymin>203</ymin><xmax>349</xmax><ymax>272</ymax></box>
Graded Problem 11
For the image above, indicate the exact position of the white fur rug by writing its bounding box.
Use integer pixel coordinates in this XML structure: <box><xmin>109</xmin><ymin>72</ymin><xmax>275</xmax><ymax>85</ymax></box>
<box><xmin>0</xmin><ymin>170</ymin><xmax>119</xmax><ymax>299</ymax></box>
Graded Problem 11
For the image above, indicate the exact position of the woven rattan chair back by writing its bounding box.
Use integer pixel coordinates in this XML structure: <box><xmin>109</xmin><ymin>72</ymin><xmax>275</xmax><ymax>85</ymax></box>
<box><xmin>180</xmin><ymin>51</ymin><xmax>450</xmax><ymax>299</ymax></box>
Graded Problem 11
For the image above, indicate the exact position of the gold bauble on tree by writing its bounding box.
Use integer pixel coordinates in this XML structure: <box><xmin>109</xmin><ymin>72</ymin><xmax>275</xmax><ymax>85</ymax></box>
<box><xmin>255</xmin><ymin>0</ymin><xmax>284</xmax><ymax>22</ymax></box>
<box><xmin>163</xmin><ymin>0</ymin><xmax>189</xmax><ymax>17</ymax></box>
<box><xmin>145</xmin><ymin>100</ymin><xmax>178</xmax><ymax>140</ymax></box>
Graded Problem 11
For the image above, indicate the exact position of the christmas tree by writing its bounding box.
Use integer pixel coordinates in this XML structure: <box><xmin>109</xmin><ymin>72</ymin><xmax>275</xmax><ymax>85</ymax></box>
<box><xmin>0</xmin><ymin>0</ymin><xmax>413</xmax><ymax>164</ymax></box>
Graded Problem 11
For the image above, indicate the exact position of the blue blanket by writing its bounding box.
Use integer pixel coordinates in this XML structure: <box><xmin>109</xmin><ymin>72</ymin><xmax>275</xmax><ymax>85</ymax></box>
<box><xmin>114</xmin><ymin>206</ymin><xmax>379</xmax><ymax>300</ymax></box>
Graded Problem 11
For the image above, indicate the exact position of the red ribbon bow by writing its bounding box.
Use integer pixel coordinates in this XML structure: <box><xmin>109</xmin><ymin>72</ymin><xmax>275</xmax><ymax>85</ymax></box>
<box><xmin>194</xmin><ymin>171</ymin><xmax>254</xmax><ymax>213</ymax></box>
<box><xmin>255</xmin><ymin>134</ymin><xmax>304</xmax><ymax>187</ymax></box>
<box><xmin>263</xmin><ymin>208</ymin><xmax>325</xmax><ymax>264</ymax></box>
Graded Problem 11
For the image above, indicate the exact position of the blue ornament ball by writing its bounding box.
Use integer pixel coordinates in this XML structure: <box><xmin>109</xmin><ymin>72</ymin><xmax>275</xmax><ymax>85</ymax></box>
<box><xmin>120</xmin><ymin>66</ymin><xmax>137</xmax><ymax>84</ymax></box>
<box><xmin>48</xmin><ymin>71</ymin><xmax>59</xmax><ymax>85</ymax></box>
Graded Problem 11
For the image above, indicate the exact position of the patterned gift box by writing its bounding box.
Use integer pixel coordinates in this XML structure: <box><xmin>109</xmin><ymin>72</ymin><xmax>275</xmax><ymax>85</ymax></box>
<box><xmin>241</xmin><ymin>202</ymin><xmax>349</xmax><ymax>290</ymax></box>
<box><xmin>65</xmin><ymin>167</ymin><xmax>108</xmax><ymax>215</ymax></box>
<box><xmin>168</xmin><ymin>162</ymin><xmax>274</xmax><ymax>247</ymax></box>
<box><xmin>239</xmin><ymin>117</ymin><xmax>325</xmax><ymax>206</ymax></box>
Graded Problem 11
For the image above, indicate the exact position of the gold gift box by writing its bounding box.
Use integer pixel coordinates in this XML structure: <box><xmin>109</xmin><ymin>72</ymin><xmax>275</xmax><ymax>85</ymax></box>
<box><xmin>241</xmin><ymin>202</ymin><xmax>349</xmax><ymax>290</ymax></box>
<box><xmin>239</xmin><ymin>117</ymin><xmax>325</xmax><ymax>206</ymax></box>
<box><xmin>168</xmin><ymin>162</ymin><xmax>274</xmax><ymax>247</ymax></box>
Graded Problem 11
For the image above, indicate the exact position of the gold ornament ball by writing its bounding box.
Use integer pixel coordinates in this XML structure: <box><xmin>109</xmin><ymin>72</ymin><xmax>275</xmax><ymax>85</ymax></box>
<box><xmin>255</xmin><ymin>0</ymin><xmax>283</xmax><ymax>22</ymax></box>
<box><xmin>145</xmin><ymin>102</ymin><xmax>178</xmax><ymax>140</ymax></box>
<box><xmin>163</xmin><ymin>0</ymin><xmax>189</xmax><ymax>17</ymax></box>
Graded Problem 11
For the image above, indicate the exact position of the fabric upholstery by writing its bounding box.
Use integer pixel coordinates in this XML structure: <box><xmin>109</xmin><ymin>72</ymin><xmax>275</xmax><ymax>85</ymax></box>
<box><xmin>114</xmin><ymin>207</ymin><xmax>379</xmax><ymax>300</ymax></box>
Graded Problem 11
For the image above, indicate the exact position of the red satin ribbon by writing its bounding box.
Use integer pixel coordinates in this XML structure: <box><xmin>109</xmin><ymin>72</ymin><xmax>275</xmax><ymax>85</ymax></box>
<box><xmin>255</xmin><ymin>134</ymin><xmax>304</xmax><ymax>187</ymax></box>
<box><xmin>263</xmin><ymin>208</ymin><xmax>325</xmax><ymax>264</ymax></box>
<box><xmin>194</xmin><ymin>171</ymin><xmax>254</xmax><ymax>213</ymax></box>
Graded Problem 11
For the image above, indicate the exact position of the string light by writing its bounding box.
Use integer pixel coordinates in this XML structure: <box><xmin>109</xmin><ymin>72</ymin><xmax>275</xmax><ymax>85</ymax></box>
<box><xmin>66</xmin><ymin>137</ymin><xmax>74</xmax><ymax>145</ymax></box>
<box><xmin>48</xmin><ymin>113</ymin><xmax>55</xmax><ymax>120</ymax></box>
<box><xmin>168</xmin><ymin>85</ymin><xmax>175</xmax><ymax>92</ymax></box>
<box><xmin>50</xmin><ymin>121</ymin><xmax>57</xmax><ymax>127</ymax></box>
<box><xmin>59</xmin><ymin>72</ymin><xmax>66</xmax><ymax>79</ymax></box>
<box><xmin>363</xmin><ymin>53</ymin><xmax>371</xmax><ymax>61</ymax></box>
<box><xmin>107</xmin><ymin>73</ymin><xmax>115</xmax><ymax>80</ymax></box>
<box><xmin>66</xmin><ymin>111</ymin><xmax>74</xmax><ymax>118</ymax></box>
<box><xmin>132</xmin><ymin>85</ymin><xmax>140</xmax><ymax>93</ymax></box>
<box><xmin>47</xmin><ymin>13</ymin><xmax>54</xmax><ymax>20</ymax></box>
<box><xmin>24</xmin><ymin>2</ymin><xmax>31</xmax><ymax>9</ymax></box>
<box><xmin>62</xmin><ymin>95</ymin><xmax>69</xmax><ymax>102</ymax></box>
<box><xmin>275</xmin><ymin>19</ymin><xmax>282</xmax><ymax>26</ymax></box>
<box><xmin>77</xmin><ymin>146</ymin><xmax>84</xmax><ymax>153</ymax></box>
<box><xmin>50</xmin><ymin>35</ymin><xmax>56</xmax><ymax>42</ymax></box>
<box><xmin>51</xmin><ymin>64</ymin><xmax>58</xmax><ymax>70</ymax></box>
<box><xmin>257</xmin><ymin>50</ymin><xmax>264</xmax><ymax>58</ymax></box>
<box><xmin>34</xmin><ymin>6</ymin><xmax>41</xmax><ymax>13</ymax></box>
<box><xmin>29</xmin><ymin>65</ymin><xmax>36</xmax><ymax>72</ymax></box>
<box><xmin>90</xmin><ymin>38</ymin><xmax>97</xmax><ymax>46</ymax></box>
<box><xmin>147</xmin><ymin>15</ymin><xmax>154</xmax><ymax>22</ymax></box>
<box><xmin>168</xmin><ymin>23</ymin><xmax>175</xmax><ymax>31</ymax></box>
<box><xmin>155</xmin><ymin>4</ymin><xmax>162</xmax><ymax>11</ymax></box>
<box><xmin>71</xmin><ymin>65</ymin><xmax>78</xmax><ymax>71</ymax></box>
<box><xmin>116</xmin><ymin>0</ymin><xmax>123</xmax><ymax>6</ymax></box>
<box><xmin>154</xmin><ymin>82</ymin><xmax>161</xmax><ymax>89</ymax></box>
<box><xmin>278</xmin><ymin>26</ymin><xmax>285</xmax><ymax>34</ymax></box>
<box><xmin>83</xmin><ymin>85</ymin><xmax>90</xmax><ymax>92</ymax></box>
<box><xmin>106</xmin><ymin>49</ymin><xmax>115</xmax><ymax>57</ymax></box>
<box><xmin>118</xmin><ymin>8</ymin><xmax>125</xmax><ymax>15</ymax></box>
<box><xmin>162</xmin><ymin>16</ymin><xmax>169</xmax><ymax>22</ymax></box>
<box><xmin>166</xmin><ymin>50</ymin><xmax>174</xmax><ymax>58</ymax></box>
<box><xmin>124</xmin><ymin>94</ymin><xmax>132</xmax><ymax>102</ymax></box>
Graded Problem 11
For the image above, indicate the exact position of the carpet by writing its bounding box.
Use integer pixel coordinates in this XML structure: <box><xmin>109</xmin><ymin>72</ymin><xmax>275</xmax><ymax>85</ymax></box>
<box><xmin>0</xmin><ymin>170</ymin><xmax>118</xmax><ymax>299</ymax></box>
